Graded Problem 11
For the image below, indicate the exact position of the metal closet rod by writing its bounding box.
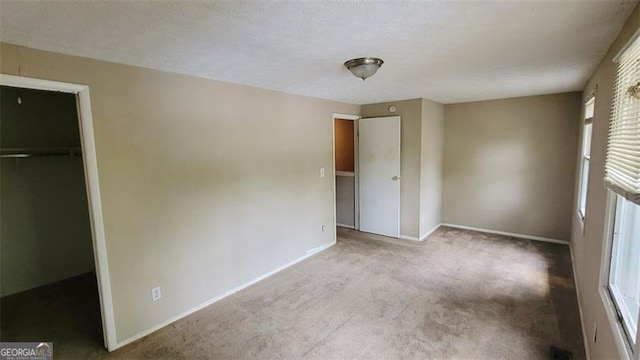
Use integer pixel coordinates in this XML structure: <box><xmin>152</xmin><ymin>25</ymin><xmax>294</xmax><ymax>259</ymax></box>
<box><xmin>0</xmin><ymin>147</ymin><xmax>83</xmax><ymax>159</ymax></box>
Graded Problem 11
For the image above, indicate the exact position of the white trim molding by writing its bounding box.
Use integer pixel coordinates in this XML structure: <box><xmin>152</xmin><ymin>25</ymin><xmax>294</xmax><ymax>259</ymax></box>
<box><xmin>332</xmin><ymin>112</ymin><xmax>361</xmax><ymax>239</ymax></box>
<box><xmin>420</xmin><ymin>223</ymin><xmax>441</xmax><ymax>241</ymax></box>
<box><xmin>399</xmin><ymin>224</ymin><xmax>442</xmax><ymax>242</ymax></box>
<box><xmin>336</xmin><ymin>223</ymin><xmax>355</xmax><ymax>229</ymax></box>
<box><xmin>597</xmin><ymin>191</ymin><xmax>638</xmax><ymax>359</ymax></box>
<box><xmin>399</xmin><ymin>235</ymin><xmax>420</xmax><ymax>242</ymax></box>
<box><xmin>569</xmin><ymin>243</ymin><xmax>592</xmax><ymax>360</ymax></box>
<box><xmin>0</xmin><ymin>74</ymin><xmax>117</xmax><ymax>351</ymax></box>
<box><xmin>441</xmin><ymin>223</ymin><xmax>570</xmax><ymax>245</ymax></box>
<box><xmin>332</xmin><ymin>113</ymin><xmax>361</xmax><ymax>121</ymax></box>
<box><xmin>306</xmin><ymin>242</ymin><xmax>334</xmax><ymax>255</ymax></box>
<box><xmin>599</xmin><ymin>288</ymin><xmax>634</xmax><ymax>360</ymax></box>
<box><xmin>116</xmin><ymin>242</ymin><xmax>335</xmax><ymax>349</ymax></box>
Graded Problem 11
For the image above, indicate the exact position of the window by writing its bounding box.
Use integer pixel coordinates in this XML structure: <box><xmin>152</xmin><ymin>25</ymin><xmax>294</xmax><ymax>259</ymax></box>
<box><xmin>608</xmin><ymin>195</ymin><xmax>640</xmax><ymax>345</ymax></box>
<box><xmin>578</xmin><ymin>98</ymin><xmax>594</xmax><ymax>220</ymax></box>
<box><xmin>604</xmin><ymin>33</ymin><xmax>640</xmax><ymax>351</ymax></box>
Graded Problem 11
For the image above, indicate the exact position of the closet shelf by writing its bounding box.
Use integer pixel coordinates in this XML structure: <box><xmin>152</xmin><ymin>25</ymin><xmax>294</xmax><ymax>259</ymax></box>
<box><xmin>336</xmin><ymin>171</ymin><xmax>355</xmax><ymax>177</ymax></box>
<box><xmin>0</xmin><ymin>147</ymin><xmax>82</xmax><ymax>159</ymax></box>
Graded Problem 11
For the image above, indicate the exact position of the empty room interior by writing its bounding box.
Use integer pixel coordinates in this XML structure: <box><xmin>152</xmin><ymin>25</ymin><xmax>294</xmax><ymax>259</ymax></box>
<box><xmin>1</xmin><ymin>1</ymin><xmax>640</xmax><ymax>359</ymax></box>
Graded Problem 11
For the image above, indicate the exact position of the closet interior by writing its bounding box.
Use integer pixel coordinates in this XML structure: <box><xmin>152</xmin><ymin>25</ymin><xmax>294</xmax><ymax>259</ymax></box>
<box><xmin>334</xmin><ymin>118</ymin><xmax>357</xmax><ymax>230</ymax></box>
<box><xmin>0</xmin><ymin>85</ymin><xmax>104</xmax><ymax>357</ymax></box>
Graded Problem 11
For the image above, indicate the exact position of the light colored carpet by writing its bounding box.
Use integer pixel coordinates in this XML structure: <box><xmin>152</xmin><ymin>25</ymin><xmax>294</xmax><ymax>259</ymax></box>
<box><xmin>3</xmin><ymin>226</ymin><xmax>586</xmax><ymax>359</ymax></box>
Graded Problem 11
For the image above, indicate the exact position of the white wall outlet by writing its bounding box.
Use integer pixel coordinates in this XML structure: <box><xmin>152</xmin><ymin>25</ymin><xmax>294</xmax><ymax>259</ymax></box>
<box><xmin>320</xmin><ymin>168</ymin><xmax>325</xmax><ymax>178</ymax></box>
<box><xmin>152</xmin><ymin>286</ymin><xmax>162</xmax><ymax>302</ymax></box>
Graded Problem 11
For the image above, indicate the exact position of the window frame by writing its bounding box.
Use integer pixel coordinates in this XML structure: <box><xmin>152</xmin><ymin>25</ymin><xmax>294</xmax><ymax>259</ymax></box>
<box><xmin>578</xmin><ymin>97</ymin><xmax>595</xmax><ymax>223</ymax></box>
<box><xmin>608</xmin><ymin>195</ymin><xmax>639</xmax><ymax>344</ymax></box>
<box><xmin>600</xmin><ymin>191</ymin><xmax>640</xmax><ymax>360</ymax></box>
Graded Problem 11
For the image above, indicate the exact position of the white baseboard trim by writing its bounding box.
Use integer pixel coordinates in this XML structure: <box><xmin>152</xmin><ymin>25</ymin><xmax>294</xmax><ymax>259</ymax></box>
<box><xmin>115</xmin><ymin>241</ymin><xmax>336</xmax><ymax>350</ymax></box>
<box><xmin>419</xmin><ymin>223</ymin><xmax>442</xmax><ymax>241</ymax></box>
<box><xmin>306</xmin><ymin>242</ymin><xmax>334</xmax><ymax>255</ymax></box>
<box><xmin>399</xmin><ymin>224</ymin><xmax>443</xmax><ymax>242</ymax></box>
<box><xmin>399</xmin><ymin>224</ymin><xmax>442</xmax><ymax>242</ymax></box>
<box><xmin>336</xmin><ymin>223</ymin><xmax>355</xmax><ymax>229</ymax></box>
<box><xmin>399</xmin><ymin>234</ymin><xmax>420</xmax><ymax>241</ymax></box>
<box><xmin>569</xmin><ymin>243</ymin><xmax>591</xmax><ymax>360</ymax></box>
<box><xmin>441</xmin><ymin>223</ymin><xmax>570</xmax><ymax>245</ymax></box>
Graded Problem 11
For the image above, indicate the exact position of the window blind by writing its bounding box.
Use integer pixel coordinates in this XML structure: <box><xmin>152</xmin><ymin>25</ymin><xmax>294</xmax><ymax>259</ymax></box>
<box><xmin>605</xmin><ymin>35</ymin><xmax>640</xmax><ymax>206</ymax></box>
<box><xmin>585</xmin><ymin>97</ymin><xmax>595</xmax><ymax>124</ymax></box>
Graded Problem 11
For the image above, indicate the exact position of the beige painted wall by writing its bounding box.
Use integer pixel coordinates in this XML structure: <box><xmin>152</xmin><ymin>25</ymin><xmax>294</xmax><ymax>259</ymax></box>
<box><xmin>361</xmin><ymin>99</ymin><xmax>423</xmax><ymax>238</ymax></box>
<box><xmin>420</xmin><ymin>99</ymin><xmax>444</xmax><ymax>238</ymax></box>
<box><xmin>571</xmin><ymin>4</ymin><xmax>640</xmax><ymax>359</ymax></box>
<box><xmin>1</xmin><ymin>86</ymin><xmax>95</xmax><ymax>297</ymax></box>
<box><xmin>443</xmin><ymin>92</ymin><xmax>581</xmax><ymax>240</ymax></box>
<box><xmin>0</xmin><ymin>43</ymin><xmax>359</xmax><ymax>344</ymax></box>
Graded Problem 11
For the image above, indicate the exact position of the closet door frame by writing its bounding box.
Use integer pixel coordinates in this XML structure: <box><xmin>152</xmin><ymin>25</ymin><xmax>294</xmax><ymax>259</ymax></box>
<box><xmin>332</xmin><ymin>113</ymin><xmax>360</xmax><ymax>235</ymax></box>
<box><xmin>0</xmin><ymin>74</ymin><xmax>117</xmax><ymax>351</ymax></box>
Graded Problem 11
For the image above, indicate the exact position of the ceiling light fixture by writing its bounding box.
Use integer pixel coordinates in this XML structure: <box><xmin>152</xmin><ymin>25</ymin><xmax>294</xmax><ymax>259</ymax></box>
<box><xmin>344</xmin><ymin>57</ymin><xmax>384</xmax><ymax>81</ymax></box>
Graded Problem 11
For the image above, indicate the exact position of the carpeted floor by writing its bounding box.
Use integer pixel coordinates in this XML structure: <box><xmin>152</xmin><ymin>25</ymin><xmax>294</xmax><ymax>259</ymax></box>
<box><xmin>2</xmin><ymin>226</ymin><xmax>586</xmax><ymax>359</ymax></box>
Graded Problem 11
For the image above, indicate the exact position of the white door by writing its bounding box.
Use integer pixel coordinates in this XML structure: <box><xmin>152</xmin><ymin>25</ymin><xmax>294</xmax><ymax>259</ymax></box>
<box><xmin>358</xmin><ymin>116</ymin><xmax>401</xmax><ymax>237</ymax></box>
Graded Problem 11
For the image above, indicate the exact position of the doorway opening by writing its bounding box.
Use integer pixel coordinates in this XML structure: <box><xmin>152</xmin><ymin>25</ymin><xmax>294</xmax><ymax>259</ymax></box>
<box><xmin>332</xmin><ymin>114</ymin><xmax>402</xmax><ymax>240</ymax></box>
<box><xmin>333</xmin><ymin>114</ymin><xmax>359</xmax><ymax>232</ymax></box>
<box><xmin>0</xmin><ymin>75</ymin><xmax>116</xmax><ymax>353</ymax></box>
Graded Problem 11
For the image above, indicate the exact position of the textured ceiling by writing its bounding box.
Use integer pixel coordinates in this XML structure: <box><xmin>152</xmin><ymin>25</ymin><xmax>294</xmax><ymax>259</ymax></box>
<box><xmin>0</xmin><ymin>1</ymin><xmax>637</xmax><ymax>104</ymax></box>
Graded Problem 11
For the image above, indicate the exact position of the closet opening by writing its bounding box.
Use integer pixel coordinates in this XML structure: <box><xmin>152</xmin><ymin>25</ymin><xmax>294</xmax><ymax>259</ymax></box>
<box><xmin>333</xmin><ymin>114</ymin><xmax>359</xmax><ymax>232</ymax></box>
<box><xmin>0</xmin><ymin>76</ymin><xmax>115</xmax><ymax>355</ymax></box>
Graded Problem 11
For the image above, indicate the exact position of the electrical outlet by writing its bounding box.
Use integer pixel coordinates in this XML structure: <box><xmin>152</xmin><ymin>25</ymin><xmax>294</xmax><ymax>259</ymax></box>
<box><xmin>320</xmin><ymin>168</ymin><xmax>325</xmax><ymax>178</ymax></box>
<box><xmin>152</xmin><ymin>286</ymin><xmax>162</xmax><ymax>302</ymax></box>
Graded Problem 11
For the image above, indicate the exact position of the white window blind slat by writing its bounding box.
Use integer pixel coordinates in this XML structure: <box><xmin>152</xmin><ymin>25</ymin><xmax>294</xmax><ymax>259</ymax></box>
<box><xmin>607</xmin><ymin>160</ymin><xmax>639</xmax><ymax>176</ymax></box>
<box><xmin>611</xmin><ymin>107</ymin><xmax>640</xmax><ymax>116</ymax></box>
<box><xmin>607</xmin><ymin>169</ymin><xmax>640</xmax><ymax>184</ymax></box>
<box><xmin>585</xmin><ymin>98</ymin><xmax>595</xmax><ymax>120</ymax></box>
<box><xmin>605</xmin><ymin>35</ymin><xmax>640</xmax><ymax>206</ymax></box>
<box><xmin>608</xmin><ymin>150</ymin><xmax>640</xmax><ymax>161</ymax></box>
<box><xmin>608</xmin><ymin>149</ymin><xmax>640</xmax><ymax>157</ymax></box>
<box><xmin>609</xmin><ymin>123</ymin><xmax>640</xmax><ymax>130</ymax></box>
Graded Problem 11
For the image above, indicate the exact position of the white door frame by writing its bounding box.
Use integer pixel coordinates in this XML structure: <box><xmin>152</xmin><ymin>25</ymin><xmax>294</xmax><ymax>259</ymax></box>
<box><xmin>0</xmin><ymin>74</ymin><xmax>117</xmax><ymax>351</ymax></box>
<box><xmin>332</xmin><ymin>113</ymin><xmax>360</xmax><ymax>237</ymax></box>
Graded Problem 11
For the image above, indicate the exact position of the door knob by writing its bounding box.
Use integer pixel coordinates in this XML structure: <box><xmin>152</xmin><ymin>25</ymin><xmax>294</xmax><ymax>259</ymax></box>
<box><xmin>392</xmin><ymin>176</ymin><xmax>400</xmax><ymax>181</ymax></box>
